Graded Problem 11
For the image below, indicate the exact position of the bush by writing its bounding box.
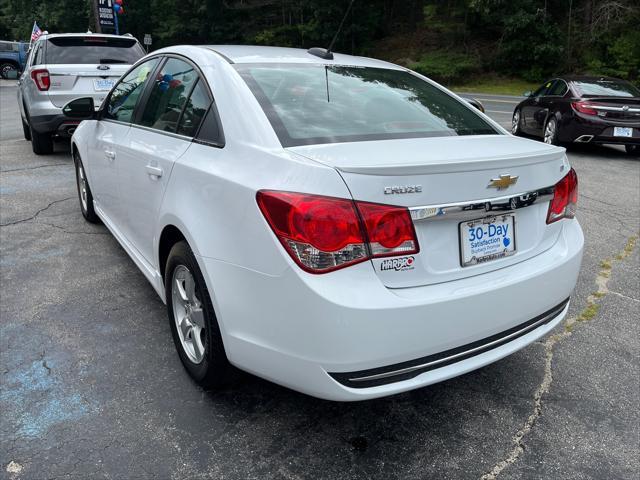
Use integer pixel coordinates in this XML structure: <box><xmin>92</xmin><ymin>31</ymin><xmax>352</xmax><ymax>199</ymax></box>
<box><xmin>409</xmin><ymin>51</ymin><xmax>481</xmax><ymax>84</ymax></box>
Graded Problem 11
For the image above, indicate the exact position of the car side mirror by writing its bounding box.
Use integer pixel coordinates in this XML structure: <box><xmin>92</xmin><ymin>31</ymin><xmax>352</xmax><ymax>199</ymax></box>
<box><xmin>63</xmin><ymin>97</ymin><xmax>95</xmax><ymax>119</ymax></box>
<box><xmin>464</xmin><ymin>98</ymin><xmax>485</xmax><ymax>113</ymax></box>
<box><xmin>523</xmin><ymin>90</ymin><xmax>533</xmax><ymax>97</ymax></box>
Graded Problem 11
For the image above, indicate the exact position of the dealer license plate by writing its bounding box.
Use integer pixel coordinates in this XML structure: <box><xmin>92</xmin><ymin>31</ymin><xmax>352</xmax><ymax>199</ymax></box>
<box><xmin>460</xmin><ymin>215</ymin><xmax>516</xmax><ymax>267</ymax></box>
<box><xmin>94</xmin><ymin>79</ymin><xmax>115</xmax><ymax>91</ymax></box>
<box><xmin>613</xmin><ymin>127</ymin><xmax>633</xmax><ymax>137</ymax></box>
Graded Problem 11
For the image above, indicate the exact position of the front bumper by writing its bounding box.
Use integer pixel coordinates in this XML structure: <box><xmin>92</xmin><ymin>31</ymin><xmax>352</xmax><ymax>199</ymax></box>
<box><xmin>199</xmin><ymin>219</ymin><xmax>584</xmax><ymax>401</ymax></box>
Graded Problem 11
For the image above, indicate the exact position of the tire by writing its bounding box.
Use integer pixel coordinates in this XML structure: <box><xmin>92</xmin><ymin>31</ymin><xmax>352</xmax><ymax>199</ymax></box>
<box><xmin>30</xmin><ymin>125</ymin><xmax>53</xmax><ymax>155</ymax></box>
<box><xmin>0</xmin><ymin>63</ymin><xmax>17</xmax><ymax>80</ymax></box>
<box><xmin>625</xmin><ymin>145</ymin><xmax>638</xmax><ymax>156</ymax></box>
<box><xmin>511</xmin><ymin>109</ymin><xmax>522</xmax><ymax>136</ymax></box>
<box><xmin>73</xmin><ymin>152</ymin><xmax>99</xmax><ymax>223</ymax></box>
<box><xmin>165</xmin><ymin>241</ymin><xmax>230</xmax><ymax>388</ymax></box>
<box><xmin>22</xmin><ymin>118</ymin><xmax>31</xmax><ymax>141</ymax></box>
<box><xmin>543</xmin><ymin>116</ymin><xmax>559</xmax><ymax>145</ymax></box>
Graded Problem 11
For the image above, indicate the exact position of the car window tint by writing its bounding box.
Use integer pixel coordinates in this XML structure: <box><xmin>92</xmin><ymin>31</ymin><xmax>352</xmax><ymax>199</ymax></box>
<box><xmin>237</xmin><ymin>64</ymin><xmax>497</xmax><ymax>147</ymax></box>
<box><xmin>138</xmin><ymin>58</ymin><xmax>198</xmax><ymax>133</ymax></box>
<box><xmin>533</xmin><ymin>81</ymin><xmax>552</xmax><ymax>97</ymax></box>
<box><xmin>196</xmin><ymin>105</ymin><xmax>223</xmax><ymax>145</ymax></box>
<box><xmin>31</xmin><ymin>43</ymin><xmax>44</xmax><ymax>65</ymax></box>
<box><xmin>45</xmin><ymin>37</ymin><xmax>144</xmax><ymax>65</ymax></box>
<box><xmin>105</xmin><ymin>58</ymin><xmax>159</xmax><ymax>123</ymax></box>
<box><xmin>548</xmin><ymin>80</ymin><xmax>568</xmax><ymax>96</ymax></box>
<box><xmin>176</xmin><ymin>80</ymin><xmax>210</xmax><ymax>137</ymax></box>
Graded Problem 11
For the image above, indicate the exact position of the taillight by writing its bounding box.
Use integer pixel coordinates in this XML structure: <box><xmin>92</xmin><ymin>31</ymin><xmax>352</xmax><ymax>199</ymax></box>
<box><xmin>31</xmin><ymin>69</ymin><xmax>50</xmax><ymax>91</ymax></box>
<box><xmin>256</xmin><ymin>191</ymin><xmax>419</xmax><ymax>273</ymax></box>
<box><xmin>571</xmin><ymin>101</ymin><xmax>598</xmax><ymax>116</ymax></box>
<box><xmin>547</xmin><ymin>168</ymin><xmax>578</xmax><ymax>224</ymax></box>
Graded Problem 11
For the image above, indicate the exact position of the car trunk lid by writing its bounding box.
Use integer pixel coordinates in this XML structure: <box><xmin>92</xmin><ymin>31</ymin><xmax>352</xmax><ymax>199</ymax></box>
<box><xmin>288</xmin><ymin>134</ymin><xmax>570</xmax><ymax>288</ymax></box>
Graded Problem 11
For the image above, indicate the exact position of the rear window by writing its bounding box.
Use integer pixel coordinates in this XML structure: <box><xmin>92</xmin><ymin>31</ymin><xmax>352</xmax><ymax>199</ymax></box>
<box><xmin>572</xmin><ymin>79</ymin><xmax>640</xmax><ymax>98</ymax></box>
<box><xmin>237</xmin><ymin>64</ymin><xmax>498</xmax><ymax>147</ymax></box>
<box><xmin>45</xmin><ymin>36</ymin><xmax>145</xmax><ymax>65</ymax></box>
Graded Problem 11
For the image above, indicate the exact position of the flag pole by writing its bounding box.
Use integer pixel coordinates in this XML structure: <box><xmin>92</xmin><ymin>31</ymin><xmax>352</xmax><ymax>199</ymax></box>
<box><xmin>29</xmin><ymin>21</ymin><xmax>36</xmax><ymax>48</ymax></box>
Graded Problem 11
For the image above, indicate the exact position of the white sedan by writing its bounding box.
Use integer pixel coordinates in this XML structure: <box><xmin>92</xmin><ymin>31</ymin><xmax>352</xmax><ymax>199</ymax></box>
<box><xmin>64</xmin><ymin>45</ymin><xmax>583</xmax><ymax>401</ymax></box>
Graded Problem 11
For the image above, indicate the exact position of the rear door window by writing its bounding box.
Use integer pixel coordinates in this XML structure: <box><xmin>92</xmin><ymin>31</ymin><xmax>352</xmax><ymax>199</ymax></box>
<box><xmin>45</xmin><ymin>36</ymin><xmax>145</xmax><ymax>65</ymax></box>
<box><xmin>176</xmin><ymin>80</ymin><xmax>211</xmax><ymax>137</ymax></box>
<box><xmin>548</xmin><ymin>80</ymin><xmax>568</xmax><ymax>96</ymax></box>
<box><xmin>105</xmin><ymin>58</ymin><xmax>160</xmax><ymax>123</ymax></box>
<box><xmin>137</xmin><ymin>58</ymin><xmax>199</xmax><ymax>133</ymax></box>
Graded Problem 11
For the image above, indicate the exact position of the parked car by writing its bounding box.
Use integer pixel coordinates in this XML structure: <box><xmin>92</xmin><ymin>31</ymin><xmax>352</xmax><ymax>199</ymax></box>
<box><xmin>512</xmin><ymin>75</ymin><xmax>640</xmax><ymax>154</ymax></box>
<box><xmin>0</xmin><ymin>40</ymin><xmax>28</xmax><ymax>79</ymax></box>
<box><xmin>18</xmin><ymin>33</ymin><xmax>145</xmax><ymax>155</ymax></box>
<box><xmin>63</xmin><ymin>45</ymin><xmax>583</xmax><ymax>401</ymax></box>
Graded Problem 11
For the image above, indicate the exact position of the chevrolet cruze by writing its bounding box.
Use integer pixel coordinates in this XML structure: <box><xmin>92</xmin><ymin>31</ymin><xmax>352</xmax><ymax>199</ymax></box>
<box><xmin>64</xmin><ymin>45</ymin><xmax>584</xmax><ymax>401</ymax></box>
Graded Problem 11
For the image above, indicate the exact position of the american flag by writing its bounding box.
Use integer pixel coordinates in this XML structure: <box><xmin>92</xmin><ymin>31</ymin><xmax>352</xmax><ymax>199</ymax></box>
<box><xmin>31</xmin><ymin>22</ymin><xmax>42</xmax><ymax>42</ymax></box>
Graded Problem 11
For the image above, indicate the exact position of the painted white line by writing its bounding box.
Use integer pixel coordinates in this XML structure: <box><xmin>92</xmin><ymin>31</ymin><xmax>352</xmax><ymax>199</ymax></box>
<box><xmin>476</xmin><ymin>98</ymin><xmax>521</xmax><ymax>104</ymax></box>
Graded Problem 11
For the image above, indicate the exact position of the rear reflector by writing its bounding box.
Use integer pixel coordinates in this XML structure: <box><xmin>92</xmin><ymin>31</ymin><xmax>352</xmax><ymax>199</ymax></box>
<box><xmin>31</xmin><ymin>69</ymin><xmax>50</xmax><ymax>91</ymax></box>
<box><xmin>547</xmin><ymin>168</ymin><xmax>578</xmax><ymax>224</ymax></box>
<box><xmin>257</xmin><ymin>191</ymin><xmax>419</xmax><ymax>273</ymax></box>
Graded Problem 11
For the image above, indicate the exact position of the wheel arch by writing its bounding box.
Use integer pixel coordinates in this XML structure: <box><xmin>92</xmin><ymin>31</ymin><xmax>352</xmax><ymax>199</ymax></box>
<box><xmin>158</xmin><ymin>224</ymin><xmax>188</xmax><ymax>284</ymax></box>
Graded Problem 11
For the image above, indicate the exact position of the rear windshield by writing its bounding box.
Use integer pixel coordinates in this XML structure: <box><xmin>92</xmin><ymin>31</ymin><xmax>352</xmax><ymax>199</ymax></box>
<box><xmin>45</xmin><ymin>37</ymin><xmax>145</xmax><ymax>65</ymax></box>
<box><xmin>236</xmin><ymin>64</ymin><xmax>498</xmax><ymax>147</ymax></box>
<box><xmin>572</xmin><ymin>79</ymin><xmax>640</xmax><ymax>98</ymax></box>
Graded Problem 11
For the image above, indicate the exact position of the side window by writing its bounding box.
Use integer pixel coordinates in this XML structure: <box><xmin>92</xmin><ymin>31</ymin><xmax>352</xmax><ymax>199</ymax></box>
<box><xmin>31</xmin><ymin>43</ymin><xmax>43</xmax><ymax>66</ymax></box>
<box><xmin>105</xmin><ymin>58</ymin><xmax>159</xmax><ymax>123</ymax></box>
<box><xmin>138</xmin><ymin>58</ymin><xmax>198</xmax><ymax>133</ymax></box>
<box><xmin>533</xmin><ymin>81</ymin><xmax>552</xmax><ymax>97</ymax></box>
<box><xmin>548</xmin><ymin>80</ymin><xmax>568</xmax><ymax>96</ymax></box>
<box><xmin>195</xmin><ymin>105</ymin><xmax>224</xmax><ymax>146</ymax></box>
<box><xmin>176</xmin><ymin>80</ymin><xmax>211</xmax><ymax>137</ymax></box>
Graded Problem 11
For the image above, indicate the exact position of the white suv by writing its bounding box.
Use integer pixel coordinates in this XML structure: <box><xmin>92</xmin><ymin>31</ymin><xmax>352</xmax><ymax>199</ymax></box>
<box><xmin>18</xmin><ymin>33</ymin><xmax>144</xmax><ymax>154</ymax></box>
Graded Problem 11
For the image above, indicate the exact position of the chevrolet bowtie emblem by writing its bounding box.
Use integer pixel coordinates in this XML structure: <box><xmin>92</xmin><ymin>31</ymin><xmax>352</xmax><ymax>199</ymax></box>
<box><xmin>488</xmin><ymin>174</ymin><xmax>519</xmax><ymax>190</ymax></box>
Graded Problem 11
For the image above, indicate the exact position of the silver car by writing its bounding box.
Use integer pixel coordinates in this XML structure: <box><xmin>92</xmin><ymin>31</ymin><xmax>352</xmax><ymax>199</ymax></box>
<box><xmin>18</xmin><ymin>33</ymin><xmax>145</xmax><ymax>155</ymax></box>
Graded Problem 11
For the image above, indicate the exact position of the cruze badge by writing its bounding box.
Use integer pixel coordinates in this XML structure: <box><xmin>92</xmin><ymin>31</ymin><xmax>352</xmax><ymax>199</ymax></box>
<box><xmin>488</xmin><ymin>174</ymin><xmax>519</xmax><ymax>190</ymax></box>
<box><xmin>384</xmin><ymin>185</ymin><xmax>422</xmax><ymax>195</ymax></box>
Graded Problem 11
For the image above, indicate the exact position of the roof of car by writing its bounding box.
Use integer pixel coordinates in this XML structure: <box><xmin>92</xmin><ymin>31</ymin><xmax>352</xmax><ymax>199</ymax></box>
<box><xmin>203</xmin><ymin>45</ymin><xmax>403</xmax><ymax>69</ymax></box>
<box><xmin>39</xmin><ymin>33</ymin><xmax>137</xmax><ymax>41</ymax></box>
<box><xmin>560</xmin><ymin>74</ymin><xmax>626</xmax><ymax>82</ymax></box>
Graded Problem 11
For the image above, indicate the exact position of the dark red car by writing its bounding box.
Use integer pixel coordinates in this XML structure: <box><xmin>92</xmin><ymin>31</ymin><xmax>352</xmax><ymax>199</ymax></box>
<box><xmin>512</xmin><ymin>76</ymin><xmax>639</xmax><ymax>154</ymax></box>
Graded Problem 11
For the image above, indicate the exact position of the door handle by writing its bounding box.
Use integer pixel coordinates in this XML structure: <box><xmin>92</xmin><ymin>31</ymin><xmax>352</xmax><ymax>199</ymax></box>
<box><xmin>104</xmin><ymin>150</ymin><xmax>116</xmax><ymax>160</ymax></box>
<box><xmin>146</xmin><ymin>165</ymin><xmax>163</xmax><ymax>178</ymax></box>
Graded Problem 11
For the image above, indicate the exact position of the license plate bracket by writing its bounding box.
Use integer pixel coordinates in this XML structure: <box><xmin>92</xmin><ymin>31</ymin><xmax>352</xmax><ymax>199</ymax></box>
<box><xmin>459</xmin><ymin>214</ymin><xmax>516</xmax><ymax>267</ymax></box>
<box><xmin>613</xmin><ymin>126</ymin><xmax>633</xmax><ymax>137</ymax></box>
<box><xmin>93</xmin><ymin>79</ymin><xmax>115</xmax><ymax>91</ymax></box>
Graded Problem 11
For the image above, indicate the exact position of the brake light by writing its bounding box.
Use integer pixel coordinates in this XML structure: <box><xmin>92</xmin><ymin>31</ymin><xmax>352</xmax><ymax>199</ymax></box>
<box><xmin>256</xmin><ymin>191</ymin><xmax>419</xmax><ymax>273</ymax></box>
<box><xmin>547</xmin><ymin>168</ymin><xmax>578</xmax><ymax>224</ymax></box>
<box><xmin>31</xmin><ymin>69</ymin><xmax>50</xmax><ymax>91</ymax></box>
<box><xmin>571</xmin><ymin>101</ymin><xmax>597</xmax><ymax>115</ymax></box>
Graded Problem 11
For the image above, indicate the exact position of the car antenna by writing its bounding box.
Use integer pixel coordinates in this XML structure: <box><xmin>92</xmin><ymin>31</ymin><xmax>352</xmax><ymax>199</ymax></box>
<box><xmin>308</xmin><ymin>0</ymin><xmax>355</xmax><ymax>60</ymax></box>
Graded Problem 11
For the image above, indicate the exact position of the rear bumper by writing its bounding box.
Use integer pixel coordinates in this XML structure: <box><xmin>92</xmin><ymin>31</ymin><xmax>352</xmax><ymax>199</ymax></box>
<box><xmin>29</xmin><ymin>113</ymin><xmax>79</xmax><ymax>136</ymax></box>
<box><xmin>560</xmin><ymin>113</ymin><xmax>640</xmax><ymax>145</ymax></box>
<box><xmin>200</xmin><ymin>219</ymin><xmax>583</xmax><ymax>401</ymax></box>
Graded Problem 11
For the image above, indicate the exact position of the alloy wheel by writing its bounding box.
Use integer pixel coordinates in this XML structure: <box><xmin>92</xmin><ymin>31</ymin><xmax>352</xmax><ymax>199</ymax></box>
<box><xmin>544</xmin><ymin>119</ymin><xmax>556</xmax><ymax>144</ymax></box>
<box><xmin>512</xmin><ymin>110</ymin><xmax>520</xmax><ymax>134</ymax></box>
<box><xmin>171</xmin><ymin>265</ymin><xmax>206</xmax><ymax>364</ymax></box>
<box><xmin>77</xmin><ymin>161</ymin><xmax>88</xmax><ymax>212</ymax></box>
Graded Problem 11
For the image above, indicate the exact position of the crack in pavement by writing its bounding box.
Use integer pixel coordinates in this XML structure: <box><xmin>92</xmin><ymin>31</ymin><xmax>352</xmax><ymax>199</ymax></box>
<box><xmin>37</xmin><ymin>220</ymin><xmax>108</xmax><ymax>236</ymax></box>
<box><xmin>1</xmin><ymin>162</ymin><xmax>70</xmax><ymax>173</ymax></box>
<box><xmin>480</xmin><ymin>234</ymin><xmax>639</xmax><ymax>480</ymax></box>
<box><xmin>0</xmin><ymin>197</ymin><xmax>74</xmax><ymax>227</ymax></box>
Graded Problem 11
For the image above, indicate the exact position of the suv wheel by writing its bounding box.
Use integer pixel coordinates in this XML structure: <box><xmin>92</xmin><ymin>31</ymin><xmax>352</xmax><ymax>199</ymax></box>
<box><xmin>22</xmin><ymin>118</ymin><xmax>32</xmax><ymax>141</ymax></box>
<box><xmin>30</xmin><ymin>126</ymin><xmax>53</xmax><ymax>155</ymax></box>
<box><xmin>165</xmin><ymin>241</ymin><xmax>230</xmax><ymax>388</ymax></box>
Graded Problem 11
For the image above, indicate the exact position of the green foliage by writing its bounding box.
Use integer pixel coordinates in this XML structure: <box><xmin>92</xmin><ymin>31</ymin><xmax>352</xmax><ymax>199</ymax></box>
<box><xmin>0</xmin><ymin>0</ymin><xmax>638</xmax><ymax>85</ymax></box>
<box><xmin>410</xmin><ymin>51</ymin><xmax>480</xmax><ymax>84</ymax></box>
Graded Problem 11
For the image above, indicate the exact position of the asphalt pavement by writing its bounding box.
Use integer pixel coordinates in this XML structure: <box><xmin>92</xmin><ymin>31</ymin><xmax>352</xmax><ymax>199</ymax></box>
<box><xmin>1</xmin><ymin>82</ymin><xmax>639</xmax><ymax>480</ymax></box>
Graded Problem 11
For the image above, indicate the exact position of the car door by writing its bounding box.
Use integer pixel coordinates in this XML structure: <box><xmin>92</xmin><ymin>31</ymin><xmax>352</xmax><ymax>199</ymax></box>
<box><xmin>521</xmin><ymin>81</ymin><xmax>552</xmax><ymax>134</ymax></box>
<box><xmin>86</xmin><ymin>57</ymin><xmax>160</xmax><ymax>225</ymax></box>
<box><xmin>116</xmin><ymin>56</ymin><xmax>212</xmax><ymax>265</ymax></box>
